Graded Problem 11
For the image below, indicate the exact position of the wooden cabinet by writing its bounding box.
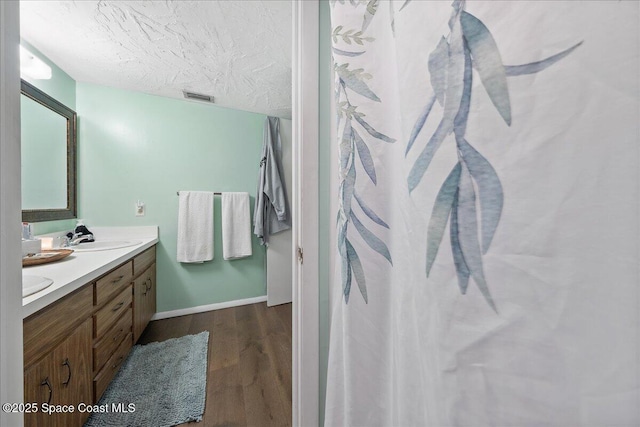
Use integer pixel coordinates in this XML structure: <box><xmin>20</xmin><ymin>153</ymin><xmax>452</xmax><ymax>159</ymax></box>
<box><xmin>133</xmin><ymin>263</ymin><xmax>156</xmax><ymax>342</ymax></box>
<box><xmin>94</xmin><ymin>262</ymin><xmax>132</xmax><ymax>307</ymax></box>
<box><xmin>24</xmin><ymin>319</ymin><xmax>92</xmax><ymax>427</ymax></box>
<box><xmin>23</xmin><ymin>244</ymin><xmax>156</xmax><ymax>427</ymax></box>
<box><xmin>94</xmin><ymin>284</ymin><xmax>132</xmax><ymax>338</ymax></box>
<box><xmin>93</xmin><ymin>332</ymin><xmax>133</xmax><ymax>402</ymax></box>
<box><xmin>133</xmin><ymin>246</ymin><xmax>155</xmax><ymax>277</ymax></box>
<box><xmin>132</xmin><ymin>246</ymin><xmax>157</xmax><ymax>342</ymax></box>
<box><xmin>24</xmin><ymin>353</ymin><xmax>54</xmax><ymax>427</ymax></box>
<box><xmin>23</xmin><ymin>285</ymin><xmax>93</xmax><ymax>369</ymax></box>
<box><xmin>92</xmin><ymin>283</ymin><xmax>133</xmax><ymax>403</ymax></box>
<box><xmin>93</xmin><ymin>308</ymin><xmax>132</xmax><ymax>372</ymax></box>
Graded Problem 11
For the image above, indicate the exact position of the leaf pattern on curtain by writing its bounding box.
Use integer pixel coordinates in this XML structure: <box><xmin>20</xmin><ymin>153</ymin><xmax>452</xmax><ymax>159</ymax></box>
<box><xmin>405</xmin><ymin>0</ymin><xmax>583</xmax><ymax>311</ymax></box>
<box><xmin>333</xmin><ymin>0</ymin><xmax>395</xmax><ymax>303</ymax></box>
<box><xmin>332</xmin><ymin>0</ymin><xmax>582</xmax><ymax>308</ymax></box>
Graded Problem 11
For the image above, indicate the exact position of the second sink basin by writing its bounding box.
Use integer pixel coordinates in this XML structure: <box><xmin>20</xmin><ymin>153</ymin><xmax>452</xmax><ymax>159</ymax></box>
<box><xmin>23</xmin><ymin>275</ymin><xmax>53</xmax><ymax>297</ymax></box>
<box><xmin>71</xmin><ymin>240</ymin><xmax>141</xmax><ymax>252</ymax></box>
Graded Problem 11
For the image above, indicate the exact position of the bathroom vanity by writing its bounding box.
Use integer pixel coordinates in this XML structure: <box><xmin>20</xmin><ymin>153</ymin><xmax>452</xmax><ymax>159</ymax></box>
<box><xmin>21</xmin><ymin>227</ymin><xmax>158</xmax><ymax>427</ymax></box>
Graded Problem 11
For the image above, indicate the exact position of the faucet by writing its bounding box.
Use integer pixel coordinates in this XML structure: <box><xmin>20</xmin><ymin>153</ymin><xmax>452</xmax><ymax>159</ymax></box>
<box><xmin>64</xmin><ymin>221</ymin><xmax>95</xmax><ymax>246</ymax></box>
<box><xmin>64</xmin><ymin>232</ymin><xmax>94</xmax><ymax>246</ymax></box>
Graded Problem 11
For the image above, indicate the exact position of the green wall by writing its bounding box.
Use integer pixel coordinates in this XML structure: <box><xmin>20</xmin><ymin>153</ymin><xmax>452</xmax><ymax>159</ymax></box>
<box><xmin>20</xmin><ymin>42</ymin><xmax>268</xmax><ymax>312</ymax></box>
<box><xmin>76</xmin><ymin>82</ymin><xmax>267</xmax><ymax>313</ymax></box>
<box><xmin>20</xmin><ymin>39</ymin><xmax>77</xmax><ymax>235</ymax></box>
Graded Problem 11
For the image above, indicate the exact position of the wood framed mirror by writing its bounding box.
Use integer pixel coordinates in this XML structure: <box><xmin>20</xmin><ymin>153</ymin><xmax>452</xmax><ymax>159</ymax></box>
<box><xmin>21</xmin><ymin>79</ymin><xmax>77</xmax><ymax>222</ymax></box>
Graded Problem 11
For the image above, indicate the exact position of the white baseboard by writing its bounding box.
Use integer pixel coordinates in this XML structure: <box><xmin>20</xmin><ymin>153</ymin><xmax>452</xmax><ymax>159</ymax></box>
<box><xmin>151</xmin><ymin>295</ymin><xmax>268</xmax><ymax>321</ymax></box>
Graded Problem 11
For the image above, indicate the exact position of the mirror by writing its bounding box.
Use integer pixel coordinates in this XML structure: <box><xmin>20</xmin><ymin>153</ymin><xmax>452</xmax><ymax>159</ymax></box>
<box><xmin>21</xmin><ymin>79</ymin><xmax>77</xmax><ymax>222</ymax></box>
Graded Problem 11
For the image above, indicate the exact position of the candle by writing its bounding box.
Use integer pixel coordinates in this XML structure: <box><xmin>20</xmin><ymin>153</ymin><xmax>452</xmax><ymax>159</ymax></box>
<box><xmin>40</xmin><ymin>237</ymin><xmax>53</xmax><ymax>250</ymax></box>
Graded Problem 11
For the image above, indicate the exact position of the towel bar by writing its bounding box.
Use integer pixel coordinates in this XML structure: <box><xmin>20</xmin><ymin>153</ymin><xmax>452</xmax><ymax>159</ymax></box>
<box><xmin>176</xmin><ymin>191</ymin><xmax>222</xmax><ymax>196</ymax></box>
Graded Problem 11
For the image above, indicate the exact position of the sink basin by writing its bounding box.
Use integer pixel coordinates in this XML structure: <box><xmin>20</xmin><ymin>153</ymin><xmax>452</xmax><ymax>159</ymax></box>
<box><xmin>71</xmin><ymin>240</ymin><xmax>141</xmax><ymax>252</ymax></box>
<box><xmin>23</xmin><ymin>275</ymin><xmax>53</xmax><ymax>297</ymax></box>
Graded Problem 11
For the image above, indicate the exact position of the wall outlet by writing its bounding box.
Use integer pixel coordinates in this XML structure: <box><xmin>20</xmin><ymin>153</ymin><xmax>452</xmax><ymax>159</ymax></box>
<box><xmin>135</xmin><ymin>201</ymin><xmax>145</xmax><ymax>216</ymax></box>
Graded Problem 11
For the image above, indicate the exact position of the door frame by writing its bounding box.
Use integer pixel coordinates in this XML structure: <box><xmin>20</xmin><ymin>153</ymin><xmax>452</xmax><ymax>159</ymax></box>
<box><xmin>291</xmin><ymin>0</ymin><xmax>320</xmax><ymax>426</ymax></box>
<box><xmin>0</xmin><ymin>1</ymin><xmax>25</xmax><ymax>426</ymax></box>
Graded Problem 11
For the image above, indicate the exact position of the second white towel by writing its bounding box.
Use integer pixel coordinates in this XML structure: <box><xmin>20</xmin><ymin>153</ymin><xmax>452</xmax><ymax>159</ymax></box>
<box><xmin>221</xmin><ymin>192</ymin><xmax>253</xmax><ymax>260</ymax></box>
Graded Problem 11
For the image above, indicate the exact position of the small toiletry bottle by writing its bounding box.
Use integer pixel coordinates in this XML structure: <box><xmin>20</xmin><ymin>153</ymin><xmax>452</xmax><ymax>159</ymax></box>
<box><xmin>22</xmin><ymin>222</ymin><xmax>32</xmax><ymax>240</ymax></box>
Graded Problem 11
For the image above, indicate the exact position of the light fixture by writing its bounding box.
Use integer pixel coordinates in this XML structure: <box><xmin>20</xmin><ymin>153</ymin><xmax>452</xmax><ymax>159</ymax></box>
<box><xmin>19</xmin><ymin>45</ymin><xmax>52</xmax><ymax>80</ymax></box>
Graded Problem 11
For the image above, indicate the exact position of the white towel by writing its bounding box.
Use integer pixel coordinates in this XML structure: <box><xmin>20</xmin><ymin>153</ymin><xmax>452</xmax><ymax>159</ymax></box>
<box><xmin>221</xmin><ymin>192</ymin><xmax>253</xmax><ymax>260</ymax></box>
<box><xmin>177</xmin><ymin>191</ymin><xmax>214</xmax><ymax>263</ymax></box>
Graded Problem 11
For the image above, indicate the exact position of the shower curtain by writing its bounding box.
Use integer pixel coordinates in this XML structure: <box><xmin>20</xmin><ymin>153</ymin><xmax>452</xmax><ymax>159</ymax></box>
<box><xmin>325</xmin><ymin>1</ymin><xmax>639</xmax><ymax>426</ymax></box>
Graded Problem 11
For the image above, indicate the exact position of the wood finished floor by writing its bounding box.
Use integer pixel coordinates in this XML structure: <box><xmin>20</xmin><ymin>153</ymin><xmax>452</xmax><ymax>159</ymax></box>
<box><xmin>138</xmin><ymin>302</ymin><xmax>292</xmax><ymax>427</ymax></box>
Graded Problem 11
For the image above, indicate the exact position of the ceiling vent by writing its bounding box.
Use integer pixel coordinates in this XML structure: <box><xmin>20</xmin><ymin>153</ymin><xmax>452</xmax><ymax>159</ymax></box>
<box><xmin>182</xmin><ymin>90</ymin><xmax>215</xmax><ymax>103</ymax></box>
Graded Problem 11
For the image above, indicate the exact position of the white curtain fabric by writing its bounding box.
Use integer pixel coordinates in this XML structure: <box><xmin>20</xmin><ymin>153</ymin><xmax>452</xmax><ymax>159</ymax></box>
<box><xmin>325</xmin><ymin>1</ymin><xmax>639</xmax><ymax>426</ymax></box>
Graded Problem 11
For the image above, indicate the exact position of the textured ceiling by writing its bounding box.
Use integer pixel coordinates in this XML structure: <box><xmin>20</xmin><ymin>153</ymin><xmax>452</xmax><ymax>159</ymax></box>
<box><xmin>20</xmin><ymin>1</ymin><xmax>292</xmax><ymax>118</ymax></box>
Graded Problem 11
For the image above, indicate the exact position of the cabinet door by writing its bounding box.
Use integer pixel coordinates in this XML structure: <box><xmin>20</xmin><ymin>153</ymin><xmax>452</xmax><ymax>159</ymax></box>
<box><xmin>53</xmin><ymin>318</ymin><xmax>93</xmax><ymax>426</ymax></box>
<box><xmin>23</xmin><ymin>319</ymin><xmax>92</xmax><ymax>427</ymax></box>
<box><xmin>24</xmin><ymin>354</ymin><xmax>54</xmax><ymax>427</ymax></box>
<box><xmin>133</xmin><ymin>263</ymin><xmax>156</xmax><ymax>342</ymax></box>
<box><xmin>133</xmin><ymin>270</ymin><xmax>148</xmax><ymax>342</ymax></box>
<box><xmin>146</xmin><ymin>264</ymin><xmax>157</xmax><ymax>326</ymax></box>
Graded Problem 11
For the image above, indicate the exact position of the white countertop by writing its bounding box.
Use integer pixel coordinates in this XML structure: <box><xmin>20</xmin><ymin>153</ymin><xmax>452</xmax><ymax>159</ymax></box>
<box><xmin>22</xmin><ymin>226</ymin><xmax>159</xmax><ymax>318</ymax></box>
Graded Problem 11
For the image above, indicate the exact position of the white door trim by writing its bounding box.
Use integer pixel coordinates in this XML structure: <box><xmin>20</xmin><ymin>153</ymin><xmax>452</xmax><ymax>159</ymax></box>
<box><xmin>292</xmin><ymin>1</ymin><xmax>320</xmax><ymax>426</ymax></box>
<box><xmin>0</xmin><ymin>1</ymin><xmax>25</xmax><ymax>426</ymax></box>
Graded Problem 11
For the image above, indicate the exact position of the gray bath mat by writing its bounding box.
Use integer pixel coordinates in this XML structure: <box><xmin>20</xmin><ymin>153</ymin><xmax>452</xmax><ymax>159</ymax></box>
<box><xmin>85</xmin><ymin>331</ymin><xmax>209</xmax><ymax>427</ymax></box>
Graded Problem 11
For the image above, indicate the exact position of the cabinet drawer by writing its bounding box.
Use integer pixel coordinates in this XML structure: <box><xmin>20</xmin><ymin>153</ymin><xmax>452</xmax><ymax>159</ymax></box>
<box><xmin>94</xmin><ymin>285</ymin><xmax>132</xmax><ymax>339</ymax></box>
<box><xmin>94</xmin><ymin>332</ymin><xmax>132</xmax><ymax>403</ymax></box>
<box><xmin>24</xmin><ymin>285</ymin><xmax>93</xmax><ymax>368</ymax></box>
<box><xmin>95</xmin><ymin>261</ymin><xmax>132</xmax><ymax>308</ymax></box>
<box><xmin>133</xmin><ymin>246</ymin><xmax>155</xmax><ymax>277</ymax></box>
<box><xmin>93</xmin><ymin>308</ymin><xmax>132</xmax><ymax>373</ymax></box>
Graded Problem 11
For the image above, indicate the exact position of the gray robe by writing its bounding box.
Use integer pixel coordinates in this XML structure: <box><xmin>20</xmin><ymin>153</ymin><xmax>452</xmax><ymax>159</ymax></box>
<box><xmin>253</xmin><ymin>116</ymin><xmax>290</xmax><ymax>245</ymax></box>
